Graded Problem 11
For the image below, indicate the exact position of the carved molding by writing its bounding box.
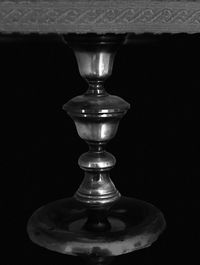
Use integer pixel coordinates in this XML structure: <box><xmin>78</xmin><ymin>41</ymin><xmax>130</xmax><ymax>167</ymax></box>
<box><xmin>0</xmin><ymin>1</ymin><xmax>200</xmax><ymax>33</ymax></box>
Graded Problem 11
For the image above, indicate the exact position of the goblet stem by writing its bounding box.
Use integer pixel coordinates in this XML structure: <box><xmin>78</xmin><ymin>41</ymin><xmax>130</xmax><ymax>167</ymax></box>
<box><xmin>63</xmin><ymin>33</ymin><xmax>130</xmax><ymax>207</ymax></box>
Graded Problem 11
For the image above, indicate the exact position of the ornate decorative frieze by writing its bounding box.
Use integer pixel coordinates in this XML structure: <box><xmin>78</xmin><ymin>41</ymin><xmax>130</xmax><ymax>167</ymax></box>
<box><xmin>0</xmin><ymin>1</ymin><xmax>199</xmax><ymax>33</ymax></box>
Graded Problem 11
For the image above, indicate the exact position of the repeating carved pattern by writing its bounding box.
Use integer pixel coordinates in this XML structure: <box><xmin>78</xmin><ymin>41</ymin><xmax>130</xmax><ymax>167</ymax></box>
<box><xmin>0</xmin><ymin>1</ymin><xmax>200</xmax><ymax>33</ymax></box>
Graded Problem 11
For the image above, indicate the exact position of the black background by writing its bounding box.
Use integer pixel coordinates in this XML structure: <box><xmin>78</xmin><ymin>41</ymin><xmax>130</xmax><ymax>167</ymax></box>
<box><xmin>2</xmin><ymin>33</ymin><xmax>200</xmax><ymax>264</ymax></box>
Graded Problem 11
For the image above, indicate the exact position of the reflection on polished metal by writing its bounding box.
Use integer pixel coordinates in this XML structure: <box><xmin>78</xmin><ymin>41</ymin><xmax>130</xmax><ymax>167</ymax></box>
<box><xmin>63</xmin><ymin>34</ymin><xmax>130</xmax><ymax>206</ymax></box>
<box><xmin>28</xmin><ymin>196</ymin><xmax>165</xmax><ymax>257</ymax></box>
<box><xmin>66</xmin><ymin>34</ymin><xmax>122</xmax><ymax>83</ymax></box>
<box><xmin>27</xmin><ymin>33</ymin><xmax>166</xmax><ymax>261</ymax></box>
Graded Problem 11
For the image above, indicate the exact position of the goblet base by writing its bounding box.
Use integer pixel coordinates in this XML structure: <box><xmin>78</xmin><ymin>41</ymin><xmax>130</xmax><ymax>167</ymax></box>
<box><xmin>27</xmin><ymin>196</ymin><xmax>166</xmax><ymax>257</ymax></box>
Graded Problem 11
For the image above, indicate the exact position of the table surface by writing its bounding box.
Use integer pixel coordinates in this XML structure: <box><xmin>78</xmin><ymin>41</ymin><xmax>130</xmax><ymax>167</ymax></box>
<box><xmin>0</xmin><ymin>0</ymin><xmax>200</xmax><ymax>34</ymax></box>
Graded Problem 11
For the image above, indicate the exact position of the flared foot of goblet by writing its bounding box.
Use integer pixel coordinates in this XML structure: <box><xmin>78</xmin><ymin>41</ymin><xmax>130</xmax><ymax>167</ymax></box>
<box><xmin>27</xmin><ymin>196</ymin><xmax>166</xmax><ymax>257</ymax></box>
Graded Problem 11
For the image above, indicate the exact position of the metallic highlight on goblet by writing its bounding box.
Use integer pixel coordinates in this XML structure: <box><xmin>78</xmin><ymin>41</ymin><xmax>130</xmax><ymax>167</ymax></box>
<box><xmin>63</xmin><ymin>34</ymin><xmax>129</xmax><ymax>206</ymax></box>
<box><xmin>74</xmin><ymin>121</ymin><xmax>119</xmax><ymax>142</ymax></box>
<box><xmin>74</xmin><ymin>51</ymin><xmax>114</xmax><ymax>81</ymax></box>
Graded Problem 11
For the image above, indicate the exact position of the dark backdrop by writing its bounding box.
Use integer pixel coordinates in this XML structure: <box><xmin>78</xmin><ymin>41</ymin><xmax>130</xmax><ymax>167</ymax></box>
<box><xmin>2</xmin><ymin>33</ymin><xmax>200</xmax><ymax>265</ymax></box>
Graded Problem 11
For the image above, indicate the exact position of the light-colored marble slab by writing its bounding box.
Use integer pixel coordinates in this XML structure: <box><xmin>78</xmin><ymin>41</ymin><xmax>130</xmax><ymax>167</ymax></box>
<box><xmin>0</xmin><ymin>1</ymin><xmax>199</xmax><ymax>34</ymax></box>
